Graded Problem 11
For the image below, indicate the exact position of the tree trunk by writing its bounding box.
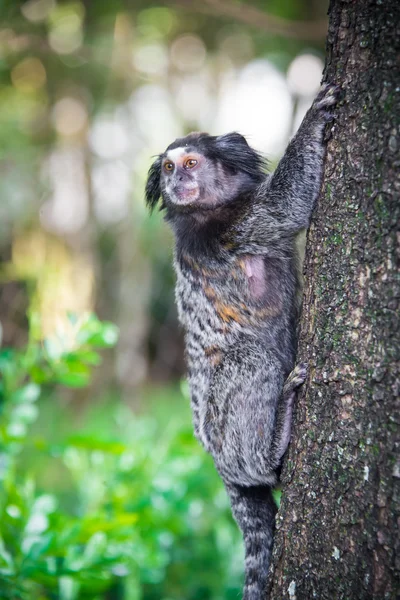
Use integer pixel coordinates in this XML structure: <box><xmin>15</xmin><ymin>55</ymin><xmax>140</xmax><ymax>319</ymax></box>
<box><xmin>268</xmin><ymin>1</ymin><xmax>399</xmax><ymax>599</ymax></box>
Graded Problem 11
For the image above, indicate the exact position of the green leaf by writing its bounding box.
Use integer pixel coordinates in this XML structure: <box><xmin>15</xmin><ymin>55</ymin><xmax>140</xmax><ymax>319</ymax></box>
<box><xmin>83</xmin><ymin>532</ymin><xmax>107</xmax><ymax>565</ymax></box>
<box><xmin>0</xmin><ymin>536</ymin><xmax>14</xmax><ymax>575</ymax></box>
<box><xmin>32</xmin><ymin>494</ymin><xmax>58</xmax><ymax>514</ymax></box>
<box><xmin>6</xmin><ymin>422</ymin><xmax>27</xmax><ymax>438</ymax></box>
<box><xmin>0</xmin><ymin>349</ymin><xmax>18</xmax><ymax>383</ymax></box>
<box><xmin>66</xmin><ymin>436</ymin><xmax>126</xmax><ymax>454</ymax></box>
<box><xmin>53</xmin><ymin>362</ymin><xmax>91</xmax><ymax>388</ymax></box>
<box><xmin>11</xmin><ymin>383</ymin><xmax>41</xmax><ymax>404</ymax></box>
<box><xmin>0</xmin><ymin>348</ymin><xmax>15</xmax><ymax>370</ymax></box>
<box><xmin>54</xmin><ymin>371</ymin><xmax>90</xmax><ymax>388</ymax></box>
<box><xmin>29</xmin><ymin>365</ymin><xmax>50</xmax><ymax>384</ymax></box>
<box><xmin>65</xmin><ymin>350</ymin><xmax>101</xmax><ymax>366</ymax></box>
<box><xmin>86</xmin><ymin>323</ymin><xmax>119</xmax><ymax>348</ymax></box>
<box><xmin>272</xmin><ymin>487</ymin><xmax>282</xmax><ymax>508</ymax></box>
<box><xmin>81</xmin><ymin>514</ymin><xmax>138</xmax><ymax>535</ymax></box>
<box><xmin>44</xmin><ymin>338</ymin><xmax>63</xmax><ymax>361</ymax></box>
<box><xmin>76</xmin><ymin>316</ymin><xmax>119</xmax><ymax>348</ymax></box>
<box><xmin>28</xmin><ymin>311</ymin><xmax>42</xmax><ymax>342</ymax></box>
<box><xmin>25</xmin><ymin>532</ymin><xmax>54</xmax><ymax>561</ymax></box>
<box><xmin>59</xmin><ymin>575</ymin><xmax>80</xmax><ymax>600</ymax></box>
<box><xmin>76</xmin><ymin>350</ymin><xmax>102</xmax><ymax>366</ymax></box>
<box><xmin>11</xmin><ymin>403</ymin><xmax>39</xmax><ymax>424</ymax></box>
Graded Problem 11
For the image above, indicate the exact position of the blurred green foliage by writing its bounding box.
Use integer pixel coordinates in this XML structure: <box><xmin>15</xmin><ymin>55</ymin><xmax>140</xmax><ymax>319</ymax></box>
<box><xmin>0</xmin><ymin>313</ymin><xmax>243</xmax><ymax>599</ymax></box>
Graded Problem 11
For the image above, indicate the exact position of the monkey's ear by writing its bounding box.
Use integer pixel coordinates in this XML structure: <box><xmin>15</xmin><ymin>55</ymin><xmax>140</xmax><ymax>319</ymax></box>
<box><xmin>216</xmin><ymin>132</ymin><xmax>248</xmax><ymax>149</ymax></box>
<box><xmin>145</xmin><ymin>156</ymin><xmax>162</xmax><ymax>212</ymax></box>
<box><xmin>215</xmin><ymin>132</ymin><xmax>265</xmax><ymax>181</ymax></box>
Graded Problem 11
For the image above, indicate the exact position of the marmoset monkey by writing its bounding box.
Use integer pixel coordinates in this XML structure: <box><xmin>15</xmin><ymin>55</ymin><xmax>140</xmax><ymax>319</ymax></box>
<box><xmin>145</xmin><ymin>84</ymin><xmax>338</xmax><ymax>599</ymax></box>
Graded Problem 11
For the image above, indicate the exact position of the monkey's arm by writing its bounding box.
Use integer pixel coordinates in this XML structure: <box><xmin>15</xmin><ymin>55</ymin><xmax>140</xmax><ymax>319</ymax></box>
<box><xmin>265</xmin><ymin>84</ymin><xmax>338</xmax><ymax>228</ymax></box>
<box><xmin>237</xmin><ymin>84</ymin><xmax>338</xmax><ymax>250</ymax></box>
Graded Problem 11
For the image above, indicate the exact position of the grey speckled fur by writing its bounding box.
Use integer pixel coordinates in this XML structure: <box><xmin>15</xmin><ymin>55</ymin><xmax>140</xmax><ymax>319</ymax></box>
<box><xmin>145</xmin><ymin>84</ymin><xmax>338</xmax><ymax>599</ymax></box>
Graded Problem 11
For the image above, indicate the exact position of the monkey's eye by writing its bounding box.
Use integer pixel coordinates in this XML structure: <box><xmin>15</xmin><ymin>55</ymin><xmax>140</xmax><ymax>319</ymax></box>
<box><xmin>184</xmin><ymin>158</ymin><xmax>198</xmax><ymax>169</ymax></box>
<box><xmin>164</xmin><ymin>161</ymin><xmax>174</xmax><ymax>172</ymax></box>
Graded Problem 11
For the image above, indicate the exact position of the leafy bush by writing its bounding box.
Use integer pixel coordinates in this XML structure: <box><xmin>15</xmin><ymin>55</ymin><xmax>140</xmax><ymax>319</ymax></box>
<box><xmin>0</xmin><ymin>313</ymin><xmax>242</xmax><ymax>599</ymax></box>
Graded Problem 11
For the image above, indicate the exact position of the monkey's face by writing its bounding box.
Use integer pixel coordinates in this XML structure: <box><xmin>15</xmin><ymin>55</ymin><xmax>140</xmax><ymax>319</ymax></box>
<box><xmin>145</xmin><ymin>132</ymin><xmax>265</xmax><ymax>213</ymax></box>
<box><xmin>161</xmin><ymin>147</ymin><xmax>220</xmax><ymax>208</ymax></box>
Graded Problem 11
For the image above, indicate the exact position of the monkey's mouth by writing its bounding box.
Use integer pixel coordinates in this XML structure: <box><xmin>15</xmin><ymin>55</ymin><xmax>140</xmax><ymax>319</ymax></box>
<box><xmin>173</xmin><ymin>185</ymin><xmax>199</xmax><ymax>204</ymax></box>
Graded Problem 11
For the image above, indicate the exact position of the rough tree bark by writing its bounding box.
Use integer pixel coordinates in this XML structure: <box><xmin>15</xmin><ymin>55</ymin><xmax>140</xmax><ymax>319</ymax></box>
<box><xmin>268</xmin><ymin>1</ymin><xmax>399</xmax><ymax>599</ymax></box>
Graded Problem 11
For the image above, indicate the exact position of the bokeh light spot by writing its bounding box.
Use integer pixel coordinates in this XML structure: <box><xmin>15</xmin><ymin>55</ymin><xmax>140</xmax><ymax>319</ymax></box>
<box><xmin>287</xmin><ymin>53</ymin><xmax>324</xmax><ymax>97</ymax></box>
<box><xmin>21</xmin><ymin>0</ymin><xmax>55</xmax><ymax>23</ymax></box>
<box><xmin>52</xmin><ymin>97</ymin><xmax>87</xmax><ymax>136</ymax></box>
<box><xmin>48</xmin><ymin>3</ymin><xmax>84</xmax><ymax>54</ymax></box>
<box><xmin>89</xmin><ymin>117</ymin><xmax>130</xmax><ymax>159</ymax></box>
<box><xmin>11</xmin><ymin>57</ymin><xmax>47</xmax><ymax>92</ymax></box>
<box><xmin>137</xmin><ymin>7</ymin><xmax>177</xmax><ymax>39</ymax></box>
<box><xmin>133</xmin><ymin>43</ymin><xmax>169</xmax><ymax>76</ymax></box>
<box><xmin>170</xmin><ymin>35</ymin><xmax>206</xmax><ymax>72</ymax></box>
<box><xmin>214</xmin><ymin>59</ymin><xmax>292</xmax><ymax>157</ymax></box>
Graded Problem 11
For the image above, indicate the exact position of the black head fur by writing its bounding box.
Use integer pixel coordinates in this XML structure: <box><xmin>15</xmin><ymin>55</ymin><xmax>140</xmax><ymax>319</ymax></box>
<box><xmin>145</xmin><ymin>132</ymin><xmax>266</xmax><ymax>212</ymax></box>
<box><xmin>145</xmin><ymin>155</ymin><xmax>163</xmax><ymax>212</ymax></box>
<box><xmin>210</xmin><ymin>133</ymin><xmax>266</xmax><ymax>181</ymax></box>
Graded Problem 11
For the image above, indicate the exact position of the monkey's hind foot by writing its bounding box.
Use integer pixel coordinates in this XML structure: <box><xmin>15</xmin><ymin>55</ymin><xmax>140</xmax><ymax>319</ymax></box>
<box><xmin>283</xmin><ymin>362</ymin><xmax>307</xmax><ymax>396</ymax></box>
<box><xmin>271</xmin><ymin>363</ymin><xmax>307</xmax><ymax>466</ymax></box>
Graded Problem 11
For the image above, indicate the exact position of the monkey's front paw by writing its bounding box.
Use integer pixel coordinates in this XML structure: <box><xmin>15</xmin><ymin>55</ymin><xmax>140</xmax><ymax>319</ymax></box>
<box><xmin>312</xmin><ymin>84</ymin><xmax>341</xmax><ymax>124</ymax></box>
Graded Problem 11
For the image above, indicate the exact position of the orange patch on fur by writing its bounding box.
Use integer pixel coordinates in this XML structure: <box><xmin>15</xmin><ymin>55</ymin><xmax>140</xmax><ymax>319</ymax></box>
<box><xmin>216</xmin><ymin>302</ymin><xmax>247</xmax><ymax>324</ymax></box>
<box><xmin>182</xmin><ymin>254</ymin><xmax>223</xmax><ymax>278</ymax></box>
<box><xmin>204</xmin><ymin>345</ymin><xmax>222</xmax><ymax>367</ymax></box>
<box><xmin>254</xmin><ymin>305</ymin><xmax>282</xmax><ymax>318</ymax></box>
<box><xmin>204</xmin><ymin>285</ymin><xmax>217</xmax><ymax>299</ymax></box>
<box><xmin>181</xmin><ymin>253</ymin><xmax>198</xmax><ymax>270</ymax></box>
<box><xmin>222</xmin><ymin>240</ymin><xmax>237</xmax><ymax>251</ymax></box>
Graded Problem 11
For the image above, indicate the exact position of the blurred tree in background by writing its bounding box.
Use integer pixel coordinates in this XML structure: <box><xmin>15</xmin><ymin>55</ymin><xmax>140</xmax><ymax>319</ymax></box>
<box><xmin>0</xmin><ymin>1</ymin><xmax>328</xmax><ymax>598</ymax></box>
<box><xmin>0</xmin><ymin>0</ymin><xmax>328</xmax><ymax>392</ymax></box>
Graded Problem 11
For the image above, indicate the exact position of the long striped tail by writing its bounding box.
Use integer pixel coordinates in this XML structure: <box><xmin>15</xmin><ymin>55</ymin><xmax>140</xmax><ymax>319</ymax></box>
<box><xmin>226</xmin><ymin>483</ymin><xmax>277</xmax><ymax>600</ymax></box>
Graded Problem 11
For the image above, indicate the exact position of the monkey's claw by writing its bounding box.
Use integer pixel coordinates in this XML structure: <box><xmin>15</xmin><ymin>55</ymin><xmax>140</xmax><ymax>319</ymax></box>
<box><xmin>314</xmin><ymin>83</ymin><xmax>341</xmax><ymax>110</ymax></box>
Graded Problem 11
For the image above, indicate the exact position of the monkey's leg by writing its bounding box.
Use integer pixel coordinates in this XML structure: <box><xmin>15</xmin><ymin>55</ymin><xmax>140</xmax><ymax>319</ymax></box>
<box><xmin>271</xmin><ymin>362</ymin><xmax>307</xmax><ymax>466</ymax></box>
<box><xmin>226</xmin><ymin>482</ymin><xmax>277</xmax><ymax>600</ymax></box>
<box><xmin>208</xmin><ymin>352</ymin><xmax>285</xmax><ymax>486</ymax></box>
